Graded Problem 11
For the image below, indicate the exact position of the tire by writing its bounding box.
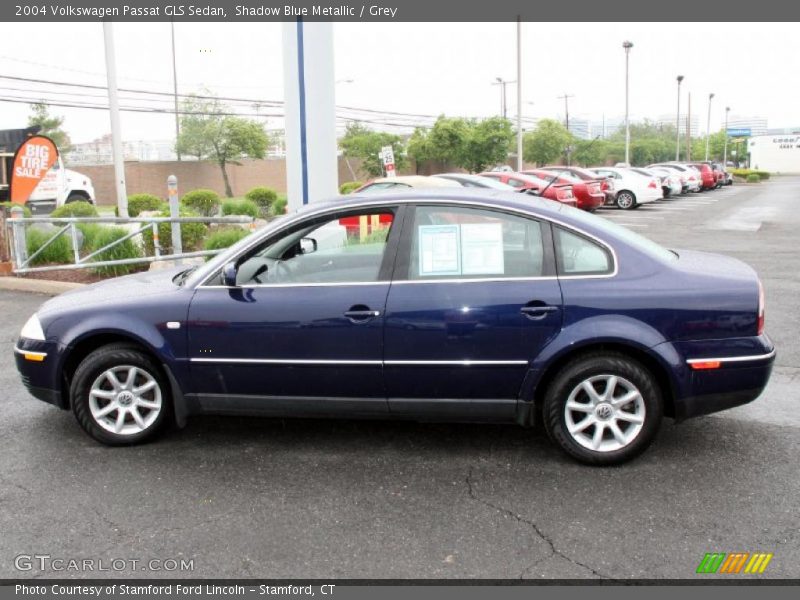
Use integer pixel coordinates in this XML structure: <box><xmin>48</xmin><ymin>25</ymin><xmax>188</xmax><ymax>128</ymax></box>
<box><xmin>70</xmin><ymin>343</ymin><xmax>170</xmax><ymax>446</ymax></box>
<box><xmin>615</xmin><ymin>190</ymin><xmax>636</xmax><ymax>210</ymax></box>
<box><xmin>66</xmin><ymin>193</ymin><xmax>90</xmax><ymax>203</ymax></box>
<box><xmin>542</xmin><ymin>352</ymin><xmax>663</xmax><ymax>466</ymax></box>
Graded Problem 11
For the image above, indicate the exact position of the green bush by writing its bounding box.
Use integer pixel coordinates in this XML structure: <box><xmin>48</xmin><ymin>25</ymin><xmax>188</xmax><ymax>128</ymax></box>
<box><xmin>142</xmin><ymin>207</ymin><xmax>208</xmax><ymax>255</ymax></box>
<box><xmin>339</xmin><ymin>181</ymin><xmax>363</xmax><ymax>195</ymax></box>
<box><xmin>271</xmin><ymin>195</ymin><xmax>288</xmax><ymax>216</ymax></box>
<box><xmin>755</xmin><ymin>171</ymin><xmax>770</xmax><ymax>180</ymax></box>
<box><xmin>25</xmin><ymin>227</ymin><xmax>73</xmax><ymax>265</ymax></box>
<box><xmin>204</xmin><ymin>227</ymin><xmax>251</xmax><ymax>257</ymax></box>
<box><xmin>127</xmin><ymin>193</ymin><xmax>165</xmax><ymax>217</ymax></box>
<box><xmin>244</xmin><ymin>186</ymin><xmax>278</xmax><ymax>217</ymax></box>
<box><xmin>221</xmin><ymin>198</ymin><xmax>259</xmax><ymax>219</ymax></box>
<box><xmin>746</xmin><ymin>173</ymin><xmax>761</xmax><ymax>183</ymax></box>
<box><xmin>76</xmin><ymin>223</ymin><xmax>103</xmax><ymax>249</ymax></box>
<box><xmin>51</xmin><ymin>201</ymin><xmax>98</xmax><ymax>218</ymax></box>
<box><xmin>87</xmin><ymin>226</ymin><xmax>143</xmax><ymax>277</ymax></box>
<box><xmin>0</xmin><ymin>202</ymin><xmax>32</xmax><ymax>217</ymax></box>
<box><xmin>181</xmin><ymin>189</ymin><xmax>220</xmax><ymax>217</ymax></box>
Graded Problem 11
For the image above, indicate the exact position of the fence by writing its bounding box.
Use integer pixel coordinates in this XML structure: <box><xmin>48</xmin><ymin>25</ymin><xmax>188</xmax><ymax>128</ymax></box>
<box><xmin>2</xmin><ymin>213</ymin><xmax>255</xmax><ymax>274</ymax></box>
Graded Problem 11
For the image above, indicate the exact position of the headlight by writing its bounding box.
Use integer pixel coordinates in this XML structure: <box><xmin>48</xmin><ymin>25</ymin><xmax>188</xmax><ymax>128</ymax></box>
<box><xmin>20</xmin><ymin>314</ymin><xmax>45</xmax><ymax>341</ymax></box>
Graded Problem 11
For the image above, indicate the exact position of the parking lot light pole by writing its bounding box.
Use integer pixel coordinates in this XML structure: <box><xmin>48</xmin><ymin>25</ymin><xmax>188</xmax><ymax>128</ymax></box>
<box><xmin>705</xmin><ymin>92</ymin><xmax>715</xmax><ymax>161</ymax></box>
<box><xmin>623</xmin><ymin>41</ymin><xmax>633</xmax><ymax>165</ymax></box>
<box><xmin>675</xmin><ymin>75</ymin><xmax>684</xmax><ymax>161</ymax></box>
<box><xmin>723</xmin><ymin>106</ymin><xmax>731</xmax><ymax>166</ymax></box>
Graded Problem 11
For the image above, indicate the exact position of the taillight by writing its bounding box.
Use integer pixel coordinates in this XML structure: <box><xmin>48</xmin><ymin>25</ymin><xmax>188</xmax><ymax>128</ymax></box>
<box><xmin>758</xmin><ymin>280</ymin><xmax>765</xmax><ymax>335</ymax></box>
<box><xmin>689</xmin><ymin>175</ymin><xmax>696</xmax><ymax>181</ymax></box>
<box><xmin>648</xmin><ymin>179</ymin><xmax>657</xmax><ymax>189</ymax></box>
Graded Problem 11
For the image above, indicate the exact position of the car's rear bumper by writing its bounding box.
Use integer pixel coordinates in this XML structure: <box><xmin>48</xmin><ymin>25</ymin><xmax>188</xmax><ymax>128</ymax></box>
<box><xmin>578</xmin><ymin>193</ymin><xmax>605</xmax><ymax>211</ymax></box>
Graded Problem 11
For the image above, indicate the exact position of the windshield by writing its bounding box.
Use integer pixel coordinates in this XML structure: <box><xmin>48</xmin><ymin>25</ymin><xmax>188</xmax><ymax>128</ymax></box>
<box><xmin>558</xmin><ymin>203</ymin><xmax>678</xmax><ymax>263</ymax></box>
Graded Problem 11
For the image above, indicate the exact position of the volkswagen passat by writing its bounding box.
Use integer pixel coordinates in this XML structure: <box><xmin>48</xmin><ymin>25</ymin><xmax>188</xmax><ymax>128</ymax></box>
<box><xmin>14</xmin><ymin>190</ymin><xmax>775</xmax><ymax>465</ymax></box>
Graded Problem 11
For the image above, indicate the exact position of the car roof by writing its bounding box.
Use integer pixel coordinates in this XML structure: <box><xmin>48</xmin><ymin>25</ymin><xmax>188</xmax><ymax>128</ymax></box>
<box><xmin>368</xmin><ymin>175</ymin><xmax>461</xmax><ymax>188</ymax></box>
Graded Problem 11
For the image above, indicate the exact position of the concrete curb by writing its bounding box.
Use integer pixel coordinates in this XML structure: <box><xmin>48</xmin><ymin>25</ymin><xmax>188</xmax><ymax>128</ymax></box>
<box><xmin>0</xmin><ymin>277</ymin><xmax>85</xmax><ymax>295</ymax></box>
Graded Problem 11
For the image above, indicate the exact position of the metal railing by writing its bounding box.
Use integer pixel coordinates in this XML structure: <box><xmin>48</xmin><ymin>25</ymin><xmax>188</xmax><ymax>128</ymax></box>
<box><xmin>3</xmin><ymin>215</ymin><xmax>255</xmax><ymax>274</ymax></box>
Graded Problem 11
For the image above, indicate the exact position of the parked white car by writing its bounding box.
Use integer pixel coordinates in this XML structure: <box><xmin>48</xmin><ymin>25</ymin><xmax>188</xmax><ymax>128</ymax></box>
<box><xmin>633</xmin><ymin>167</ymin><xmax>682</xmax><ymax>198</ymax></box>
<box><xmin>648</xmin><ymin>163</ymin><xmax>702</xmax><ymax>193</ymax></box>
<box><xmin>589</xmin><ymin>167</ymin><xmax>663</xmax><ymax>209</ymax></box>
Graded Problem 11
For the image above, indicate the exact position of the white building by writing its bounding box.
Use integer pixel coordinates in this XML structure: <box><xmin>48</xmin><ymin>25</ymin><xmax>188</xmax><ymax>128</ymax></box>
<box><xmin>748</xmin><ymin>134</ymin><xmax>800</xmax><ymax>173</ymax></box>
<box><xmin>656</xmin><ymin>114</ymin><xmax>700</xmax><ymax>137</ymax></box>
<box><xmin>728</xmin><ymin>116</ymin><xmax>768</xmax><ymax>137</ymax></box>
<box><xmin>568</xmin><ymin>117</ymin><xmax>591</xmax><ymax>140</ymax></box>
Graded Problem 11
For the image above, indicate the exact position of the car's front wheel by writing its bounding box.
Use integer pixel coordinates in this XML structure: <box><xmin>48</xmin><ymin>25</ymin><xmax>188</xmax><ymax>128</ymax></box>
<box><xmin>543</xmin><ymin>352</ymin><xmax>663</xmax><ymax>465</ymax></box>
<box><xmin>616</xmin><ymin>190</ymin><xmax>637</xmax><ymax>210</ymax></box>
<box><xmin>70</xmin><ymin>343</ymin><xmax>170</xmax><ymax>445</ymax></box>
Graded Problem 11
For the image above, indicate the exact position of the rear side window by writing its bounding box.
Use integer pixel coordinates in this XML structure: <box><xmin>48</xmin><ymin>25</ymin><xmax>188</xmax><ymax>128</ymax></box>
<box><xmin>555</xmin><ymin>227</ymin><xmax>613</xmax><ymax>276</ymax></box>
<box><xmin>405</xmin><ymin>205</ymin><xmax>546</xmax><ymax>280</ymax></box>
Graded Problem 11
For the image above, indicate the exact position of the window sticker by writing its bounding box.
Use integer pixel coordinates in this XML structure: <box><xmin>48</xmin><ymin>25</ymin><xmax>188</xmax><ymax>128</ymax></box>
<box><xmin>460</xmin><ymin>223</ymin><xmax>504</xmax><ymax>275</ymax></box>
<box><xmin>418</xmin><ymin>224</ymin><xmax>461</xmax><ymax>276</ymax></box>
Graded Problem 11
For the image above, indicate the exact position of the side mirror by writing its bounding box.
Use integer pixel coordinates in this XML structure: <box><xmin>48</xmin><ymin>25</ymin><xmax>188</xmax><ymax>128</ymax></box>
<box><xmin>299</xmin><ymin>237</ymin><xmax>318</xmax><ymax>255</ymax></box>
<box><xmin>221</xmin><ymin>262</ymin><xmax>238</xmax><ymax>287</ymax></box>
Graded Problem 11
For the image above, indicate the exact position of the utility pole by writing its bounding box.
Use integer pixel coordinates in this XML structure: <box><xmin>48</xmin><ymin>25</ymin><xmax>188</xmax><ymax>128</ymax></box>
<box><xmin>723</xmin><ymin>106</ymin><xmax>731</xmax><ymax>166</ymax></box>
<box><xmin>705</xmin><ymin>92</ymin><xmax>715</xmax><ymax>161</ymax></box>
<box><xmin>558</xmin><ymin>93</ymin><xmax>574</xmax><ymax>132</ymax></box>
<box><xmin>675</xmin><ymin>75</ymin><xmax>684</xmax><ymax>161</ymax></box>
<box><xmin>102</xmin><ymin>22</ymin><xmax>128</xmax><ymax>217</ymax></box>
<box><xmin>686</xmin><ymin>92</ymin><xmax>692</xmax><ymax>161</ymax></box>
<box><xmin>170</xmin><ymin>21</ymin><xmax>181</xmax><ymax>161</ymax></box>
<box><xmin>623</xmin><ymin>40</ymin><xmax>633</xmax><ymax>165</ymax></box>
<box><xmin>516</xmin><ymin>17</ymin><xmax>523</xmax><ymax>171</ymax></box>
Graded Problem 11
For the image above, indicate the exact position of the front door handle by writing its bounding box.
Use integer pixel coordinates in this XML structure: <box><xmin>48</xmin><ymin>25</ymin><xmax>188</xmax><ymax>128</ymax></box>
<box><xmin>520</xmin><ymin>304</ymin><xmax>559</xmax><ymax>320</ymax></box>
<box><xmin>344</xmin><ymin>305</ymin><xmax>381</xmax><ymax>323</ymax></box>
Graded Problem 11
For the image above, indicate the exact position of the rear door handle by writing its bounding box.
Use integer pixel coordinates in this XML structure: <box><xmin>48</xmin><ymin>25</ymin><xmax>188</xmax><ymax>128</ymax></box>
<box><xmin>520</xmin><ymin>305</ymin><xmax>559</xmax><ymax>320</ymax></box>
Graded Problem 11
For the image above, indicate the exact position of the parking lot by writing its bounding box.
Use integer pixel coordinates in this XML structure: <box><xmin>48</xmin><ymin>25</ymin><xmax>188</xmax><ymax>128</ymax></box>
<box><xmin>1</xmin><ymin>177</ymin><xmax>799</xmax><ymax>580</ymax></box>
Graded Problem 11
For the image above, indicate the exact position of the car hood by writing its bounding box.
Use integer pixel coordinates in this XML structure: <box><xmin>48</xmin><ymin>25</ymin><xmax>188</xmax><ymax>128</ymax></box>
<box><xmin>38</xmin><ymin>266</ymin><xmax>187</xmax><ymax>317</ymax></box>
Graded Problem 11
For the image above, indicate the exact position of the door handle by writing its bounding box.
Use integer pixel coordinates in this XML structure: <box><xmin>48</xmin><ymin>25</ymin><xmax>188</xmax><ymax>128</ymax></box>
<box><xmin>344</xmin><ymin>306</ymin><xmax>381</xmax><ymax>323</ymax></box>
<box><xmin>520</xmin><ymin>305</ymin><xmax>559</xmax><ymax>320</ymax></box>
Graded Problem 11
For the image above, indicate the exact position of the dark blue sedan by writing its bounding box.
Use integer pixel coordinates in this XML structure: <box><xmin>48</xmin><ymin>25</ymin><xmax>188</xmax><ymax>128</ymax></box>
<box><xmin>14</xmin><ymin>190</ymin><xmax>775</xmax><ymax>464</ymax></box>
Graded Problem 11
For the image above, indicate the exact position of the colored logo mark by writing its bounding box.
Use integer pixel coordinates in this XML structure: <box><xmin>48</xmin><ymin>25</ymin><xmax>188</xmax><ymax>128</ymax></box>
<box><xmin>696</xmin><ymin>552</ymin><xmax>773</xmax><ymax>574</ymax></box>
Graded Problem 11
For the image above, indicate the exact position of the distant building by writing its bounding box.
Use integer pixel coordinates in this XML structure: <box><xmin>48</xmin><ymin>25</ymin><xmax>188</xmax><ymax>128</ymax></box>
<box><xmin>766</xmin><ymin>126</ymin><xmax>800</xmax><ymax>135</ymax></box>
<box><xmin>727</xmin><ymin>116</ymin><xmax>768</xmax><ymax>137</ymax></box>
<box><xmin>656</xmin><ymin>114</ymin><xmax>700</xmax><ymax>137</ymax></box>
<box><xmin>591</xmin><ymin>116</ymin><xmax>624</xmax><ymax>139</ymax></box>
<box><xmin>748</xmin><ymin>134</ymin><xmax>800</xmax><ymax>173</ymax></box>
<box><xmin>567</xmin><ymin>117</ymin><xmax>591</xmax><ymax>140</ymax></box>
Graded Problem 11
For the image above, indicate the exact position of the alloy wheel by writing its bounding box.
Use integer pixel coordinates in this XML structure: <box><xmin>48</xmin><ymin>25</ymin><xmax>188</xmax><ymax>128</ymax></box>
<box><xmin>88</xmin><ymin>365</ymin><xmax>162</xmax><ymax>435</ymax></box>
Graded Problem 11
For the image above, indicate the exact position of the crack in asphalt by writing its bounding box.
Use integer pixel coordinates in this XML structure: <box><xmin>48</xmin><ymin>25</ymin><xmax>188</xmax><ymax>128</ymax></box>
<box><xmin>465</xmin><ymin>467</ymin><xmax>610</xmax><ymax>580</ymax></box>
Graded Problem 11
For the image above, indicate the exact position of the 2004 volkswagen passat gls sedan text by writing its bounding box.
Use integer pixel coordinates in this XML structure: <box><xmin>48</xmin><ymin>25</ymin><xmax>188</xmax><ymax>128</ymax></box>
<box><xmin>14</xmin><ymin>190</ymin><xmax>775</xmax><ymax>465</ymax></box>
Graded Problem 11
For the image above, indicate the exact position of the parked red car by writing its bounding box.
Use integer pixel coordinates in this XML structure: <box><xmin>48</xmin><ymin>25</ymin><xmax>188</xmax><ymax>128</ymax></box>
<box><xmin>539</xmin><ymin>165</ymin><xmax>615</xmax><ymax>207</ymax></box>
<box><xmin>478</xmin><ymin>172</ymin><xmax>577</xmax><ymax>207</ymax></box>
<box><xmin>688</xmin><ymin>163</ymin><xmax>717</xmax><ymax>190</ymax></box>
<box><xmin>522</xmin><ymin>169</ymin><xmax>605</xmax><ymax>212</ymax></box>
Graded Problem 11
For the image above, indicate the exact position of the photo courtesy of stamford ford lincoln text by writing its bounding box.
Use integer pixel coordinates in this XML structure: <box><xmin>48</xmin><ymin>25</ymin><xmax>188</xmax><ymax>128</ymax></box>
<box><xmin>1</xmin><ymin>0</ymin><xmax>799</xmax><ymax>597</ymax></box>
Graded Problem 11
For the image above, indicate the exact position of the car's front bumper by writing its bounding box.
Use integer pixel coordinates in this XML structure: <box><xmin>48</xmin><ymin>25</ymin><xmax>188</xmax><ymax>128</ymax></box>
<box><xmin>14</xmin><ymin>339</ymin><xmax>65</xmax><ymax>408</ymax></box>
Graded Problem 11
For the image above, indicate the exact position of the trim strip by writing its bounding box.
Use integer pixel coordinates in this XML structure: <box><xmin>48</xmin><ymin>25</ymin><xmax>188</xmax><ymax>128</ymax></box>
<box><xmin>189</xmin><ymin>358</ymin><xmax>528</xmax><ymax>367</ymax></box>
<box><xmin>686</xmin><ymin>350</ymin><xmax>776</xmax><ymax>365</ymax></box>
<box><xmin>13</xmin><ymin>346</ymin><xmax>47</xmax><ymax>359</ymax></box>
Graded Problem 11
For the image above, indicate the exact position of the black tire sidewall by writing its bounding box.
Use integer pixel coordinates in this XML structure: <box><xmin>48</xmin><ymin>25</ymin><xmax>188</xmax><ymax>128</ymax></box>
<box><xmin>543</xmin><ymin>353</ymin><xmax>663</xmax><ymax>466</ymax></box>
<box><xmin>70</xmin><ymin>345</ymin><xmax>170</xmax><ymax>445</ymax></box>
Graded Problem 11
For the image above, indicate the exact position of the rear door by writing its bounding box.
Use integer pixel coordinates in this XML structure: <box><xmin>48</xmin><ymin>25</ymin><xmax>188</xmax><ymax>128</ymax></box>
<box><xmin>383</xmin><ymin>203</ymin><xmax>563</xmax><ymax>421</ymax></box>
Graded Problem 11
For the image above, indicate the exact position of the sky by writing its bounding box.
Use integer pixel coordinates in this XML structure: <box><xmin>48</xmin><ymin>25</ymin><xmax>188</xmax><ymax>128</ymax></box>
<box><xmin>1</xmin><ymin>21</ymin><xmax>798</xmax><ymax>144</ymax></box>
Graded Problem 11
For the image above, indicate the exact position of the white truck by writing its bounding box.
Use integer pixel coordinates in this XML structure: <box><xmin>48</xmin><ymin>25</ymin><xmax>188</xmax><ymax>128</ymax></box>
<box><xmin>1</xmin><ymin>128</ymin><xmax>95</xmax><ymax>214</ymax></box>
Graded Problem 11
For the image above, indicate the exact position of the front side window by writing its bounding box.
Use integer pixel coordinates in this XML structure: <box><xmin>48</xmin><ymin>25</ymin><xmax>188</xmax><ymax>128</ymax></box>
<box><xmin>405</xmin><ymin>205</ymin><xmax>545</xmax><ymax>280</ymax></box>
<box><xmin>230</xmin><ymin>210</ymin><xmax>396</xmax><ymax>285</ymax></box>
<box><xmin>555</xmin><ymin>227</ymin><xmax>613</xmax><ymax>275</ymax></box>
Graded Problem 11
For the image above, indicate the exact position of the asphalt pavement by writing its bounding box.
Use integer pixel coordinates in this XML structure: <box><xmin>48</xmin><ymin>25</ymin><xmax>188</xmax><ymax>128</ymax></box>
<box><xmin>1</xmin><ymin>178</ymin><xmax>799</xmax><ymax>580</ymax></box>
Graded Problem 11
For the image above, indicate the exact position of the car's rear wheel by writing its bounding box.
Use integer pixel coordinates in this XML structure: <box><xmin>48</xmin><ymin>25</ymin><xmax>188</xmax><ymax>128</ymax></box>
<box><xmin>616</xmin><ymin>191</ymin><xmax>637</xmax><ymax>210</ymax></box>
<box><xmin>70</xmin><ymin>344</ymin><xmax>170</xmax><ymax>445</ymax></box>
<box><xmin>543</xmin><ymin>352</ymin><xmax>663</xmax><ymax>465</ymax></box>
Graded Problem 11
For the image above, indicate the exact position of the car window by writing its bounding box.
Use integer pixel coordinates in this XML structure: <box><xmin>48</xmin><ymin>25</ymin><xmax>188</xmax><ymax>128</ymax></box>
<box><xmin>405</xmin><ymin>205</ymin><xmax>545</xmax><ymax>280</ymax></box>
<box><xmin>554</xmin><ymin>227</ymin><xmax>613</xmax><ymax>275</ymax></box>
<box><xmin>360</xmin><ymin>182</ymin><xmax>410</xmax><ymax>194</ymax></box>
<box><xmin>231</xmin><ymin>210</ymin><xmax>396</xmax><ymax>285</ymax></box>
<box><xmin>506</xmin><ymin>178</ymin><xmax>525</xmax><ymax>188</ymax></box>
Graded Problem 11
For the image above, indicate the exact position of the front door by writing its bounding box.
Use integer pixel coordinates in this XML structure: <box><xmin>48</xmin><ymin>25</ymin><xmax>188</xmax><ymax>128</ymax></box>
<box><xmin>383</xmin><ymin>204</ymin><xmax>563</xmax><ymax>420</ymax></box>
<box><xmin>186</xmin><ymin>206</ymin><xmax>402</xmax><ymax>416</ymax></box>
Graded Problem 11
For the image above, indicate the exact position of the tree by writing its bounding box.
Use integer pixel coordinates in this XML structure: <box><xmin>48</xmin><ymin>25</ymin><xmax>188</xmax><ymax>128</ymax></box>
<box><xmin>28</xmin><ymin>103</ymin><xmax>72</xmax><ymax>151</ymax></box>
<box><xmin>339</xmin><ymin>122</ymin><xmax>406</xmax><ymax>178</ymax></box>
<box><xmin>523</xmin><ymin>119</ymin><xmax>574</xmax><ymax>166</ymax></box>
<box><xmin>406</xmin><ymin>127</ymin><xmax>435</xmax><ymax>173</ymax></box>
<box><xmin>461</xmin><ymin>117</ymin><xmax>514</xmax><ymax>173</ymax></box>
<box><xmin>176</xmin><ymin>95</ymin><xmax>269</xmax><ymax>197</ymax></box>
<box><xmin>572</xmin><ymin>138</ymin><xmax>608</xmax><ymax>167</ymax></box>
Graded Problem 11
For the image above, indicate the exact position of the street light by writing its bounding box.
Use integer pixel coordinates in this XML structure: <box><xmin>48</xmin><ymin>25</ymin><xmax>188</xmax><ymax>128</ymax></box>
<box><xmin>623</xmin><ymin>41</ymin><xmax>633</xmax><ymax>165</ymax></box>
<box><xmin>723</xmin><ymin>106</ymin><xmax>731</xmax><ymax>167</ymax></box>
<box><xmin>492</xmin><ymin>77</ymin><xmax>516</xmax><ymax>119</ymax></box>
<box><xmin>675</xmin><ymin>75</ymin><xmax>684</xmax><ymax>161</ymax></box>
<box><xmin>705</xmin><ymin>92</ymin><xmax>715</xmax><ymax>161</ymax></box>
